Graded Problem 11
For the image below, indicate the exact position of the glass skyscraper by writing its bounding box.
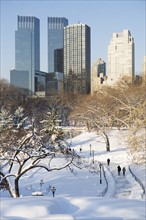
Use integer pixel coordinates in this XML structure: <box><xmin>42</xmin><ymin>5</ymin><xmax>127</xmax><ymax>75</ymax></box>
<box><xmin>10</xmin><ymin>15</ymin><xmax>40</xmax><ymax>94</ymax></box>
<box><xmin>64</xmin><ymin>23</ymin><xmax>91</xmax><ymax>94</ymax></box>
<box><xmin>47</xmin><ymin>17</ymin><xmax>68</xmax><ymax>73</ymax></box>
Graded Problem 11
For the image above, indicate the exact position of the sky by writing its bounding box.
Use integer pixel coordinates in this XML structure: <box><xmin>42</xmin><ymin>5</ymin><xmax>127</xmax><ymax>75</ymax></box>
<box><xmin>0</xmin><ymin>0</ymin><xmax>146</xmax><ymax>81</ymax></box>
<box><xmin>1</xmin><ymin>128</ymin><xmax>145</xmax><ymax>219</ymax></box>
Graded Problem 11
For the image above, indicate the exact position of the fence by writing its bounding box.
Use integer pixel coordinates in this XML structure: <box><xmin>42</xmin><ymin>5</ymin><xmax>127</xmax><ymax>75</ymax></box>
<box><xmin>129</xmin><ymin>165</ymin><xmax>145</xmax><ymax>198</ymax></box>
<box><xmin>98</xmin><ymin>164</ymin><xmax>108</xmax><ymax>197</ymax></box>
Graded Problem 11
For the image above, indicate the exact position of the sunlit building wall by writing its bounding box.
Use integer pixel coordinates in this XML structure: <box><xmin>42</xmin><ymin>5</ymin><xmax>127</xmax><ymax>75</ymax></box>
<box><xmin>91</xmin><ymin>58</ymin><xmax>107</xmax><ymax>94</ymax></box>
<box><xmin>107</xmin><ymin>29</ymin><xmax>135</xmax><ymax>84</ymax></box>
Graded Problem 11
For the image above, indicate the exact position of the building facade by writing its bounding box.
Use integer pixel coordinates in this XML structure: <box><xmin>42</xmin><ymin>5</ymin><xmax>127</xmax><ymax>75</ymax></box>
<box><xmin>45</xmin><ymin>72</ymin><xmax>64</xmax><ymax>96</ymax></box>
<box><xmin>10</xmin><ymin>69</ymin><xmax>29</xmax><ymax>91</ymax></box>
<box><xmin>64</xmin><ymin>23</ymin><xmax>91</xmax><ymax>94</ymax></box>
<box><xmin>47</xmin><ymin>17</ymin><xmax>68</xmax><ymax>73</ymax></box>
<box><xmin>107</xmin><ymin>29</ymin><xmax>135</xmax><ymax>85</ymax></box>
<box><xmin>10</xmin><ymin>15</ymin><xmax>40</xmax><ymax>94</ymax></box>
<box><xmin>54</xmin><ymin>48</ymin><xmax>64</xmax><ymax>73</ymax></box>
<box><xmin>94</xmin><ymin>58</ymin><xmax>106</xmax><ymax>77</ymax></box>
<box><xmin>91</xmin><ymin>58</ymin><xmax>106</xmax><ymax>94</ymax></box>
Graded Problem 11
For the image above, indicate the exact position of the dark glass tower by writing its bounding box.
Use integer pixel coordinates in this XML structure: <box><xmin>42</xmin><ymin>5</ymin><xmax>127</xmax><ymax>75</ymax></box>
<box><xmin>11</xmin><ymin>15</ymin><xmax>40</xmax><ymax>94</ymax></box>
<box><xmin>47</xmin><ymin>17</ymin><xmax>68</xmax><ymax>73</ymax></box>
<box><xmin>54</xmin><ymin>48</ymin><xmax>63</xmax><ymax>73</ymax></box>
<box><xmin>64</xmin><ymin>23</ymin><xmax>91</xmax><ymax>94</ymax></box>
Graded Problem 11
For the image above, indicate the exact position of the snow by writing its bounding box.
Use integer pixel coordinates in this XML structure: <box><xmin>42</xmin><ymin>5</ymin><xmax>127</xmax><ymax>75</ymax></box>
<box><xmin>1</xmin><ymin>128</ymin><xmax>146</xmax><ymax>220</ymax></box>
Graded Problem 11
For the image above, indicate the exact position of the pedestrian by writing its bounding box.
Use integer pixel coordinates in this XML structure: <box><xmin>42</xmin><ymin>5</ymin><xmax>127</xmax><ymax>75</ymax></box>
<box><xmin>122</xmin><ymin>167</ymin><xmax>126</xmax><ymax>176</ymax></box>
<box><xmin>107</xmin><ymin>158</ymin><xmax>110</xmax><ymax>166</ymax></box>
<box><xmin>51</xmin><ymin>186</ymin><xmax>56</xmax><ymax>197</ymax></box>
<box><xmin>117</xmin><ymin>165</ymin><xmax>121</xmax><ymax>175</ymax></box>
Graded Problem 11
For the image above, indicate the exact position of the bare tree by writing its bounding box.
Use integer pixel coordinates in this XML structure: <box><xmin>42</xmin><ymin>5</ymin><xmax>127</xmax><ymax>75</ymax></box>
<box><xmin>0</xmin><ymin>107</ymin><xmax>76</xmax><ymax>197</ymax></box>
<box><xmin>69</xmin><ymin>94</ymin><xmax>112</xmax><ymax>151</ymax></box>
<box><xmin>0</xmin><ymin>79</ymin><xmax>27</xmax><ymax>111</ymax></box>
<box><xmin>102</xmin><ymin>81</ymin><xmax>146</xmax><ymax>163</ymax></box>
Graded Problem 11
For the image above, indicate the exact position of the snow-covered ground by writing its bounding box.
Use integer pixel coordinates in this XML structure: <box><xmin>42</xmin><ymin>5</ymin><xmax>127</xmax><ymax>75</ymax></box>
<box><xmin>1</xmin><ymin>129</ymin><xmax>146</xmax><ymax>220</ymax></box>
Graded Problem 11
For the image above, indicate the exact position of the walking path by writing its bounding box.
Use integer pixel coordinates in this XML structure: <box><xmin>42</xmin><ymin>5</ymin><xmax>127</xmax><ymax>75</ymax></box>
<box><xmin>102</xmin><ymin>163</ymin><xmax>144</xmax><ymax>200</ymax></box>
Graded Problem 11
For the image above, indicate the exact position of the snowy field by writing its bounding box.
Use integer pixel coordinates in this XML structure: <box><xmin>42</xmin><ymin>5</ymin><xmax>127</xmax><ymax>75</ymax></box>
<box><xmin>1</xmin><ymin>128</ymin><xmax>146</xmax><ymax>220</ymax></box>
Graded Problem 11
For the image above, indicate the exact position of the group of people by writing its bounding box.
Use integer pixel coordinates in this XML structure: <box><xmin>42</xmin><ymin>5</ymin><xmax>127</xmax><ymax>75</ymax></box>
<box><xmin>117</xmin><ymin>165</ymin><xmax>126</xmax><ymax>176</ymax></box>
<box><xmin>107</xmin><ymin>158</ymin><xmax>126</xmax><ymax>176</ymax></box>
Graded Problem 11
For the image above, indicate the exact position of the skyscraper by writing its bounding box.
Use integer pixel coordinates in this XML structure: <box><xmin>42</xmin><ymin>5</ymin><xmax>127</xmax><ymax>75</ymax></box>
<box><xmin>107</xmin><ymin>29</ymin><xmax>135</xmax><ymax>84</ymax></box>
<box><xmin>10</xmin><ymin>15</ymin><xmax>40</xmax><ymax>94</ymax></box>
<box><xmin>64</xmin><ymin>23</ymin><xmax>91</xmax><ymax>94</ymax></box>
<box><xmin>47</xmin><ymin>17</ymin><xmax>68</xmax><ymax>73</ymax></box>
<box><xmin>54</xmin><ymin>48</ymin><xmax>64</xmax><ymax>73</ymax></box>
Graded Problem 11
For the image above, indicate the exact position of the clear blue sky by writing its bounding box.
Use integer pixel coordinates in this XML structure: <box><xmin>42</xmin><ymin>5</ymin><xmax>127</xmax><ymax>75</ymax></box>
<box><xmin>0</xmin><ymin>0</ymin><xmax>145</xmax><ymax>81</ymax></box>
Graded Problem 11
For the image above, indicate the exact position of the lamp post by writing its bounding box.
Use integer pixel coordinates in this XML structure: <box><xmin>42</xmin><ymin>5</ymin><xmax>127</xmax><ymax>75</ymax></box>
<box><xmin>40</xmin><ymin>179</ymin><xmax>44</xmax><ymax>192</ymax></box>
<box><xmin>99</xmin><ymin>163</ymin><xmax>102</xmax><ymax>184</ymax></box>
<box><xmin>90</xmin><ymin>144</ymin><xmax>91</xmax><ymax>156</ymax></box>
<box><xmin>92</xmin><ymin>150</ymin><xmax>94</xmax><ymax>163</ymax></box>
<box><xmin>32</xmin><ymin>118</ymin><xmax>35</xmax><ymax>135</ymax></box>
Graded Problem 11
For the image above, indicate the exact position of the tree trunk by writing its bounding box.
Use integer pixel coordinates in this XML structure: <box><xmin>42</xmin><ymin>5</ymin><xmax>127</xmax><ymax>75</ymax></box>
<box><xmin>4</xmin><ymin>178</ymin><xmax>15</xmax><ymax>197</ymax></box>
<box><xmin>86</xmin><ymin>121</ymin><xmax>91</xmax><ymax>132</ymax></box>
<box><xmin>14</xmin><ymin>178</ymin><xmax>20</xmax><ymax>197</ymax></box>
<box><xmin>103</xmin><ymin>132</ymin><xmax>110</xmax><ymax>151</ymax></box>
<box><xmin>0</xmin><ymin>172</ymin><xmax>16</xmax><ymax>198</ymax></box>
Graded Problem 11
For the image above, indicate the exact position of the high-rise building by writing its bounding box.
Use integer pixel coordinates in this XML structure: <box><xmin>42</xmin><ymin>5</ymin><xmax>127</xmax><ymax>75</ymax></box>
<box><xmin>91</xmin><ymin>58</ymin><xmax>106</xmax><ymax>94</ymax></box>
<box><xmin>64</xmin><ymin>23</ymin><xmax>91</xmax><ymax>94</ymax></box>
<box><xmin>10</xmin><ymin>15</ymin><xmax>40</xmax><ymax>94</ymax></box>
<box><xmin>54</xmin><ymin>48</ymin><xmax>64</xmax><ymax>73</ymax></box>
<box><xmin>107</xmin><ymin>29</ymin><xmax>135</xmax><ymax>84</ymax></box>
<box><xmin>94</xmin><ymin>58</ymin><xmax>106</xmax><ymax>77</ymax></box>
<box><xmin>45</xmin><ymin>72</ymin><xmax>64</xmax><ymax>96</ymax></box>
<box><xmin>47</xmin><ymin>17</ymin><xmax>68</xmax><ymax>73</ymax></box>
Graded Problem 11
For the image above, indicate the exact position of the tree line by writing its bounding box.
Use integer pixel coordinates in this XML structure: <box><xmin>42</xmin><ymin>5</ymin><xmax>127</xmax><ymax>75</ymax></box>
<box><xmin>0</xmin><ymin>78</ymin><xmax>145</xmax><ymax>197</ymax></box>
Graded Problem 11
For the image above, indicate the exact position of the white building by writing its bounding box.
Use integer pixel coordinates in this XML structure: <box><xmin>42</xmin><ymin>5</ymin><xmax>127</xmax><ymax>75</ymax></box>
<box><xmin>107</xmin><ymin>29</ymin><xmax>135</xmax><ymax>85</ymax></box>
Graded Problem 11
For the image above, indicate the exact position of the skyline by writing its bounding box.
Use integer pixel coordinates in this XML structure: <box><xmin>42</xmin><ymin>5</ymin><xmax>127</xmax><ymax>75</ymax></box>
<box><xmin>0</xmin><ymin>0</ymin><xmax>145</xmax><ymax>81</ymax></box>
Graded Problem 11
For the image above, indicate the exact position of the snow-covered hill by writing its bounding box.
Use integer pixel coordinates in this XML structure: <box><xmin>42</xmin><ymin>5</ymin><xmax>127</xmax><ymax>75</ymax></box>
<box><xmin>1</xmin><ymin>129</ymin><xmax>145</xmax><ymax>220</ymax></box>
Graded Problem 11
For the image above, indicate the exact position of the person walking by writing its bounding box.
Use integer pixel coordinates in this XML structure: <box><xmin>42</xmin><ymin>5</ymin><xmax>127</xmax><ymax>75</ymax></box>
<box><xmin>51</xmin><ymin>186</ymin><xmax>56</xmax><ymax>197</ymax></box>
<box><xmin>107</xmin><ymin>158</ymin><xmax>110</xmax><ymax>166</ymax></box>
<box><xmin>122</xmin><ymin>167</ymin><xmax>126</xmax><ymax>176</ymax></box>
<box><xmin>117</xmin><ymin>165</ymin><xmax>121</xmax><ymax>175</ymax></box>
